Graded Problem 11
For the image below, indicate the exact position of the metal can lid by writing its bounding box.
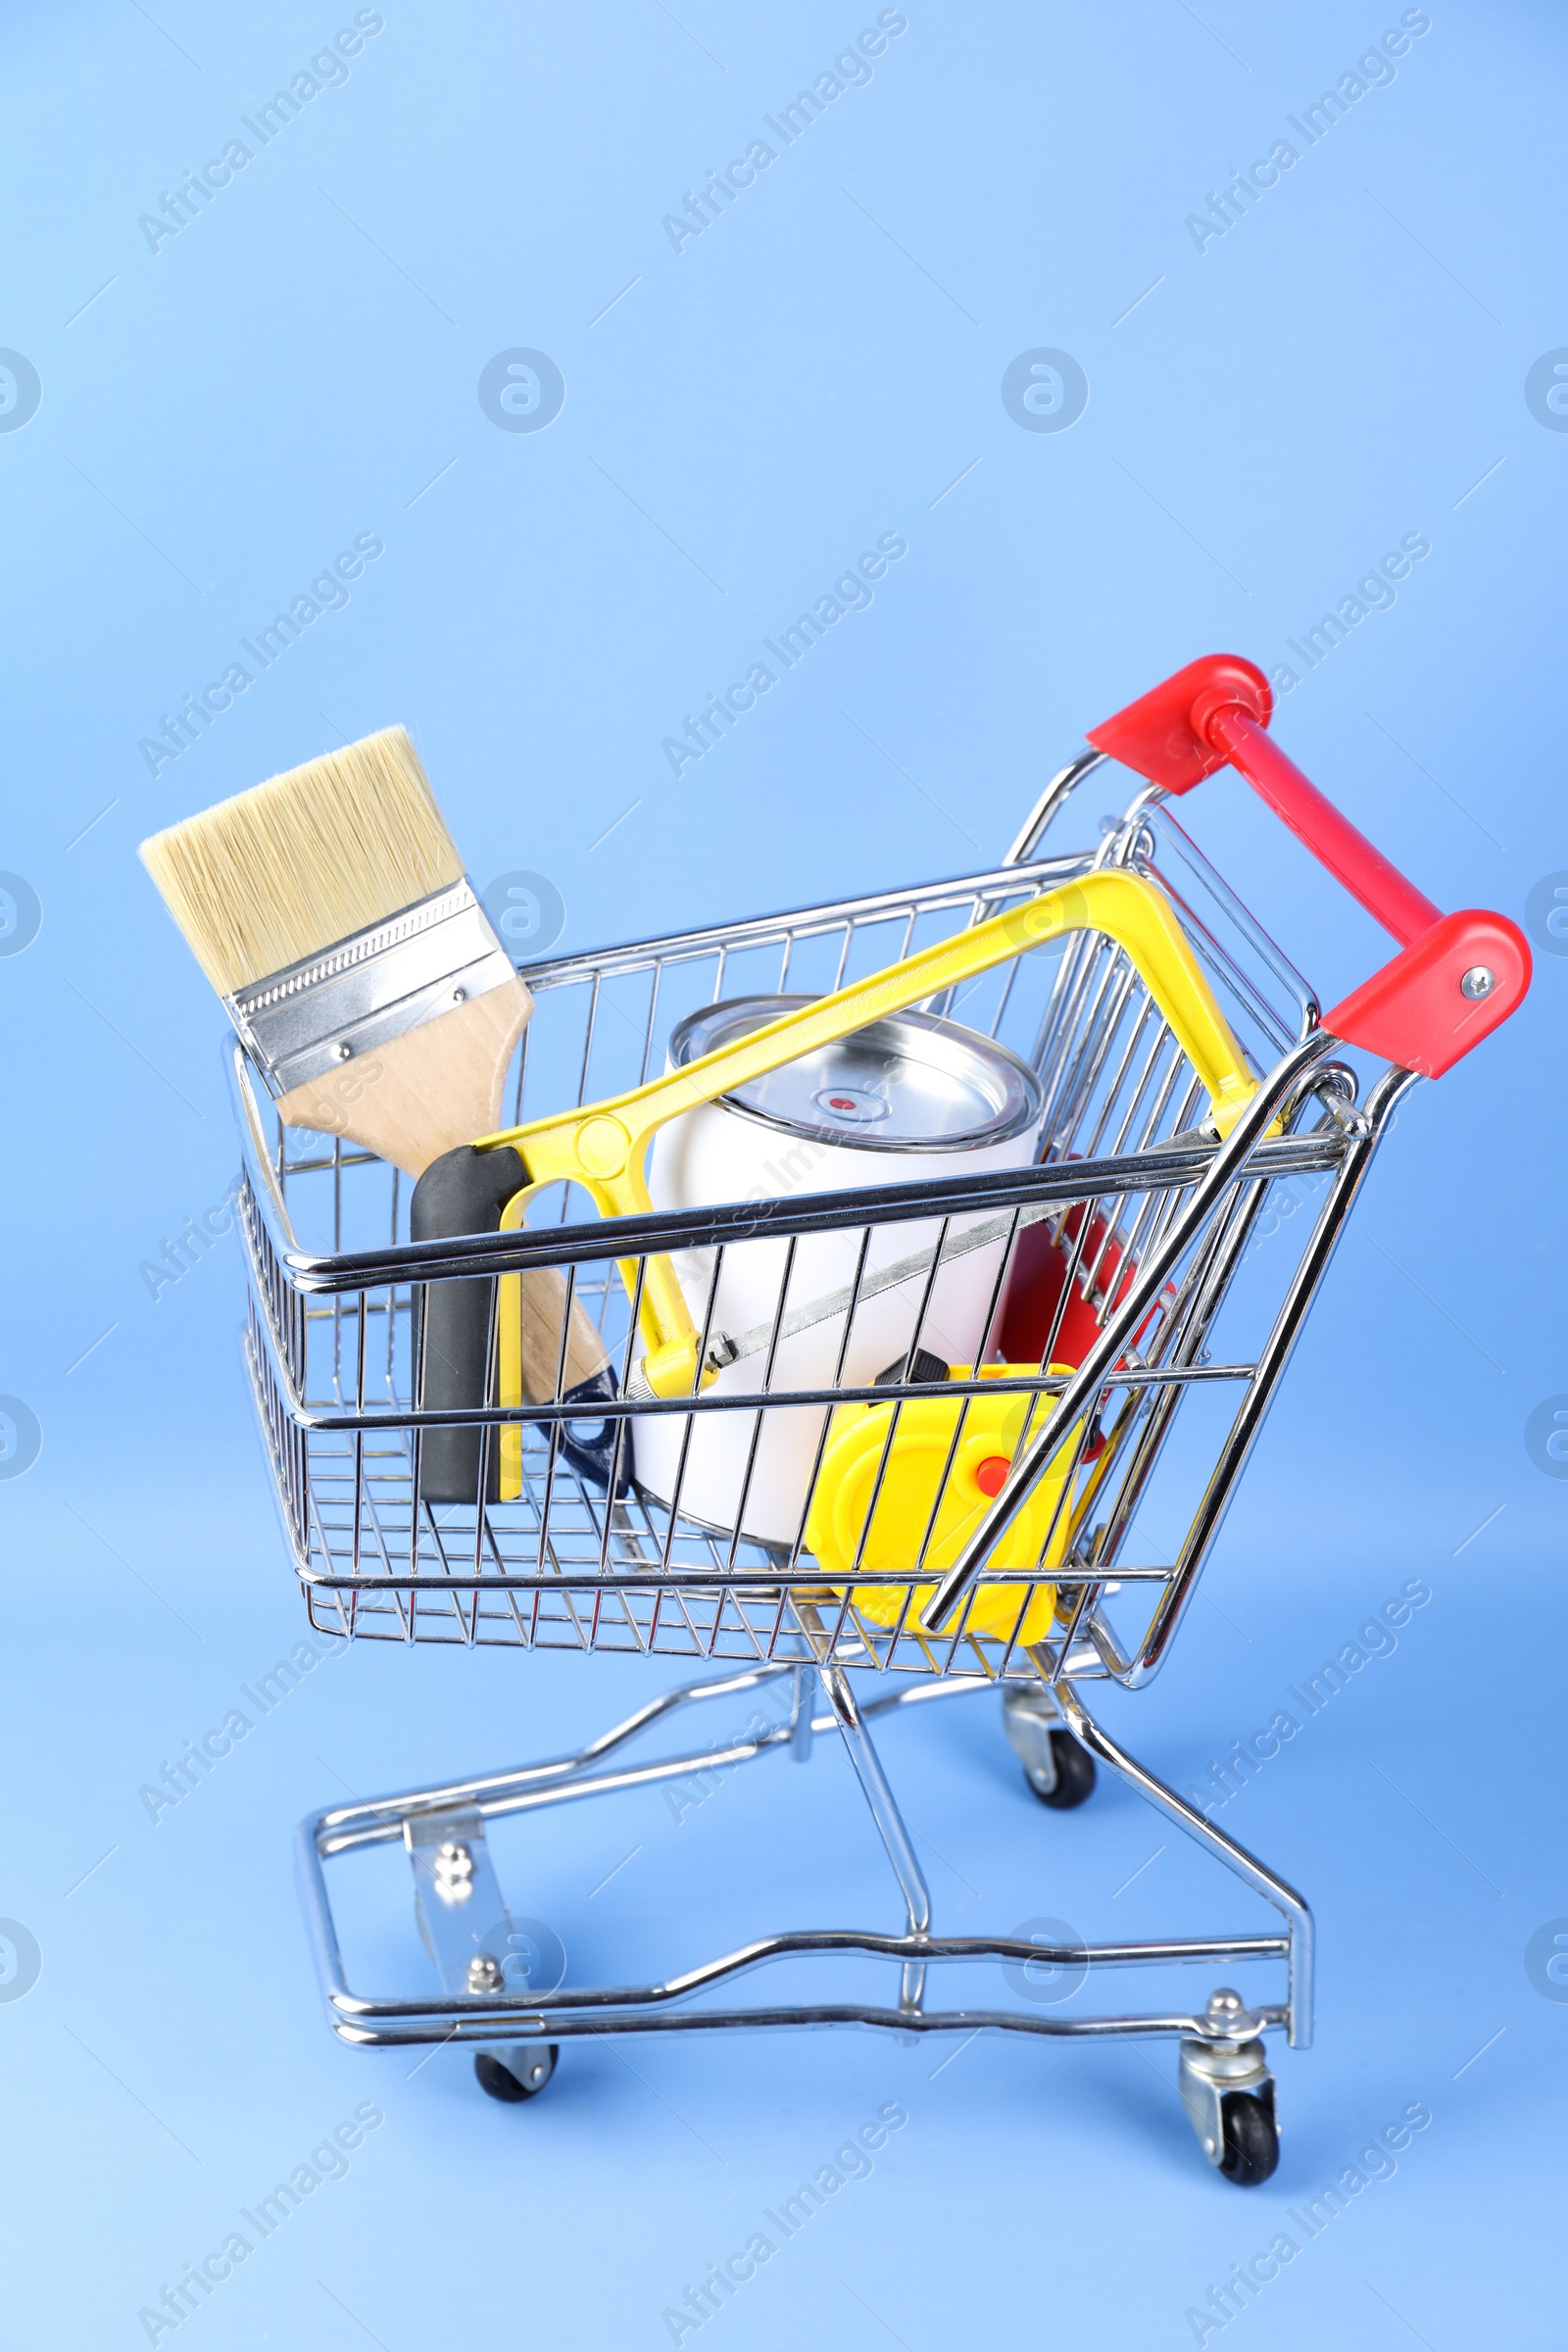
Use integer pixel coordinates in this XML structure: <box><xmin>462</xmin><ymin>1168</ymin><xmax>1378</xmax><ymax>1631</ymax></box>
<box><xmin>668</xmin><ymin>994</ymin><xmax>1042</xmax><ymax>1152</ymax></box>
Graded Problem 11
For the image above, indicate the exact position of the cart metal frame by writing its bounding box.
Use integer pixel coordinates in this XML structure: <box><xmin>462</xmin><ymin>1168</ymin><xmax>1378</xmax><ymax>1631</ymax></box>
<box><xmin>236</xmin><ymin>744</ymin><xmax>1424</xmax><ymax>2180</ymax></box>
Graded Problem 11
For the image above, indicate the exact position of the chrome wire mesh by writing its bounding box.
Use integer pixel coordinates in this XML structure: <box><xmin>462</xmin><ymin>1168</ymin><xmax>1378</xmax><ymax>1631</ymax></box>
<box><xmin>234</xmin><ymin>792</ymin><xmax>1367</xmax><ymax>1682</ymax></box>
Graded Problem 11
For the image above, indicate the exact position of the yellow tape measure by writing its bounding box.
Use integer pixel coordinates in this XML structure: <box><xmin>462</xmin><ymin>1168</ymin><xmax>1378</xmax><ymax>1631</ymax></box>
<box><xmin>804</xmin><ymin>1366</ymin><xmax>1084</xmax><ymax>1645</ymax></box>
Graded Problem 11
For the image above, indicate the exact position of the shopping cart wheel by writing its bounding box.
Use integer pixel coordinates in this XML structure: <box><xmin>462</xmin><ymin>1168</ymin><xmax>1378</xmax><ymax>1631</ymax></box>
<box><xmin>474</xmin><ymin>2043</ymin><xmax>559</xmax><ymax>2104</ymax></box>
<box><xmin>1218</xmin><ymin>2089</ymin><xmax>1279</xmax><ymax>2186</ymax></box>
<box><xmin>1026</xmin><ymin>1732</ymin><xmax>1097</xmax><ymax>1811</ymax></box>
<box><xmin>1002</xmin><ymin>1689</ymin><xmax>1097</xmax><ymax>1809</ymax></box>
<box><xmin>1180</xmin><ymin>1997</ymin><xmax>1278</xmax><ymax>2185</ymax></box>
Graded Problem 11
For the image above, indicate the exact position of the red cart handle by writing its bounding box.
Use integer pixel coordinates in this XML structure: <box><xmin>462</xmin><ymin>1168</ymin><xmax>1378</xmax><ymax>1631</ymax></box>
<box><xmin>1086</xmin><ymin>653</ymin><xmax>1530</xmax><ymax>1078</ymax></box>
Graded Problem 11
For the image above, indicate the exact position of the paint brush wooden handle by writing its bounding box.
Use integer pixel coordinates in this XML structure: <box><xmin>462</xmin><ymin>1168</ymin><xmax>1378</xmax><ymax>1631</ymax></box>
<box><xmin>280</xmin><ymin>985</ymin><xmax>612</xmax><ymax>1505</ymax></box>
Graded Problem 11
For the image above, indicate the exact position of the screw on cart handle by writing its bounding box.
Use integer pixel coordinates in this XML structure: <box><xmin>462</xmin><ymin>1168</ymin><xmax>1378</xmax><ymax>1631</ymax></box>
<box><xmin>1086</xmin><ymin>653</ymin><xmax>1532</xmax><ymax>1079</ymax></box>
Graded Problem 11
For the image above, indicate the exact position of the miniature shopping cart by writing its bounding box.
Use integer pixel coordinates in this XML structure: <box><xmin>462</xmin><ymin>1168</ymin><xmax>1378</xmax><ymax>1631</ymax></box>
<box><xmin>233</xmin><ymin>655</ymin><xmax>1528</xmax><ymax>2184</ymax></box>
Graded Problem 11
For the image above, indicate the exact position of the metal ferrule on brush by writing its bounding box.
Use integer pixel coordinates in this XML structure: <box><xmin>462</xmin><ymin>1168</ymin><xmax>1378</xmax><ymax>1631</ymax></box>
<box><xmin>225</xmin><ymin>878</ymin><xmax>516</xmax><ymax>1097</ymax></box>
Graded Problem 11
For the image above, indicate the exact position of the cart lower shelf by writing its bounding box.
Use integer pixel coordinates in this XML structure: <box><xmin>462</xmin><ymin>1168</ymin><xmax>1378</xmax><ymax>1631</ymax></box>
<box><xmin>296</xmin><ymin>1663</ymin><xmax>1309</xmax><ymax>2185</ymax></box>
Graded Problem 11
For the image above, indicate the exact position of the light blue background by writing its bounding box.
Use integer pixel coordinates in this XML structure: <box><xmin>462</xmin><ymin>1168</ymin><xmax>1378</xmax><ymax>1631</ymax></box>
<box><xmin>0</xmin><ymin>2</ymin><xmax>1563</xmax><ymax>2344</ymax></box>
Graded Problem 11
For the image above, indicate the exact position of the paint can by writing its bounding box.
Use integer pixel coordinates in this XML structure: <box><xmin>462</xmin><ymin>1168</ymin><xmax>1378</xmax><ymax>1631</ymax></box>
<box><xmin>631</xmin><ymin>995</ymin><xmax>1044</xmax><ymax>1544</ymax></box>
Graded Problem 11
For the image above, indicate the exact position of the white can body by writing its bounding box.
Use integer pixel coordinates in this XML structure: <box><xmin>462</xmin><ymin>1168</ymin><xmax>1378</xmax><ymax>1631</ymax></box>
<box><xmin>630</xmin><ymin>1000</ymin><xmax>1043</xmax><ymax>1546</ymax></box>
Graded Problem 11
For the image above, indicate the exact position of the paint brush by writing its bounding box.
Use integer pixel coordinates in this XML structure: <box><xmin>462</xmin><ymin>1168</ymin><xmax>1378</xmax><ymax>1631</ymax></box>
<box><xmin>140</xmin><ymin>726</ymin><xmax>612</xmax><ymax>1500</ymax></box>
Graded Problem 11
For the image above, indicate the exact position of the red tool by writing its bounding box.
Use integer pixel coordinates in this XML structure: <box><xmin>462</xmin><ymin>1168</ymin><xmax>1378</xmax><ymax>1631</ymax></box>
<box><xmin>1087</xmin><ymin>655</ymin><xmax>1530</xmax><ymax>1078</ymax></box>
<box><xmin>997</xmin><ymin>1201</ymin><xmax>1138</xmax><ymax>1370</ymax></box>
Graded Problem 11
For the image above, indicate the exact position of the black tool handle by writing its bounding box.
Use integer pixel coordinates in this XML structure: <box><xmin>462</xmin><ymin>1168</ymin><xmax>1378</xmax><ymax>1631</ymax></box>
<box><xmin>410</xmin><ymin>1144</ymin><xmax>526</xmax><ymax>1504</ymax></box>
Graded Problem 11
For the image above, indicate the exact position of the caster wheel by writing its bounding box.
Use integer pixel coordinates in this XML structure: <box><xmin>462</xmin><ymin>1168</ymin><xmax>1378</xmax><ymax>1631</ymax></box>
<box><xmin>1025</xmin><ymin>1731</ymin><xmax>1097</xmax><ymax>1810</ymax></box>
<box><xmin>474</xmin><ymin>2043</ymin><xmax>558</xmax><ymax>2104</ymax></box>
<box><xmin>1218</xmin><ymin>2088</ymin><xmax>1278</xmax><ymax>2186</ymax></box>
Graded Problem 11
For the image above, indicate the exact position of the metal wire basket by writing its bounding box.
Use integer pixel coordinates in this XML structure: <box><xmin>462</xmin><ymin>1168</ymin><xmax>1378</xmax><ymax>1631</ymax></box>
<box><xmin>234</xmin><ymin>768</ymin><xmax>1381</xmax><ymax>1690</ymax></box>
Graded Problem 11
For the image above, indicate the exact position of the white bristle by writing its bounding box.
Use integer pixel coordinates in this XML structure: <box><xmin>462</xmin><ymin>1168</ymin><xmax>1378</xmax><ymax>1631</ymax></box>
<box><xmin>138</xmin><ymin>726</ymin><xmax>465</xmax><ymax>996</ymax></box>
